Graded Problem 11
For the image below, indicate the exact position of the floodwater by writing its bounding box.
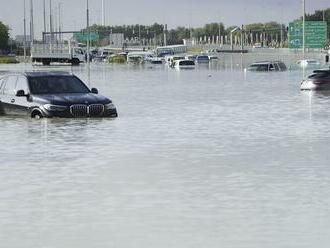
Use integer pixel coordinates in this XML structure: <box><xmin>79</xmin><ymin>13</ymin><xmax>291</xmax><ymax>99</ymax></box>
<box><xmin>1</xmin><ymin>58</ymin><xmax>330</xmax><ymax>248</ymax></box>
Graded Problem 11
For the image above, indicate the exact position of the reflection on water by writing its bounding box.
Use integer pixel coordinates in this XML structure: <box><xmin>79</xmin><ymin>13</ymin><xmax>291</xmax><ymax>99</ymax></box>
<box><xmin>1</xmin><ymin>60</ymin><xmax>330</xmax><ymax>248</ymax></box>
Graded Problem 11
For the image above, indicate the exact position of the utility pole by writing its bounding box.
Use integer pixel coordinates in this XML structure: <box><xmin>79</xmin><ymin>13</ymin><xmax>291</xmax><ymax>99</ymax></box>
<box><xmin>102</xmin><ymin>0</ymin><xmax>105</xmax><ymax>26</ymax></box>
<box><xmin>58</xmin><ymin>3</ymin><xmax>62</xmax><ymax>42</ymax></box>
<box><xmin>87</xmin><ymin>0</ymin><xmax>91</xmax><ymax>86</ymax></box>
<box><xmin>280</xmin><ymin>24</ymin><xmax>283</xmax><ymax>48</ymax></box>
<box><xmin>241</xmin><ymin>25</ymin><xmax>244</xmax><ymax>50</ymax></box>
<box><xmin>43</xmin><ymin>0</ymin><xmax>46</xmax><ymax>34</ymax></box>
<box><xmin>219</xmin><ymin>23</ymin><xmax>221</xmax><ymax>45</ymax></box>
<box><xmin>302</xmin><ymin>0</ymin><xmax>305</xmax><ymax>59</ymax></box>
<box><xmin>30</xmin><ymin>0</ymin><xmax>34</xmax><ymax>45</ymax></box>
<box><xmin>163</xmin><ymin>24</ymin><xmax>167</xmax><ymax>46</ymax></box>
<box><xmin>23</xmin><ymin>0</ymin><xmax>27</xmax><ymax>60</ymax></box>
<box><xmin>50</xmin><ymin>0</ymin><xmax>53</xmax><ymax>43</ymax></box>
<box><xmin>230</xmin><ymin>27</ymin><xmax>240</xmax><ymax>50</ymax></box>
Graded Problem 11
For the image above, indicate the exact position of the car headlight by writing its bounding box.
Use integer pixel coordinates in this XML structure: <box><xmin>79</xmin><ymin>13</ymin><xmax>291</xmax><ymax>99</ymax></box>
<box><xmin>43</xmin><ymin>104</ymin><xmax>67</xmax><ymax>111</ymax></box>
<box><xmin>104</xmin><ymin>102</ymin><xmax>116</xmax><ymax>110</ymax></box>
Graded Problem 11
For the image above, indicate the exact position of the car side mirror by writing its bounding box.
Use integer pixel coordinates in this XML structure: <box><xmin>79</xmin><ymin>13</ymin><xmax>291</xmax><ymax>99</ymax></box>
<box><xmin>91</xmin><ymin>88</ymin><xmax>98</xmax><ymax>94</ymax></box>
<box><xmin>16</xmin><ymin>89</ymin><xmax>27</xmax><ymax>97</ymax></box>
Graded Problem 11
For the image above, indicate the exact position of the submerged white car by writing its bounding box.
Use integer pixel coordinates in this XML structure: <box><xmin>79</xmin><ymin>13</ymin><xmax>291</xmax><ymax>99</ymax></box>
<box><xmin>174</xmin><ymin>59</ymin><xmax>195</xmax><ymax>69</ymax></box>
<box><xmin>296</xmin><ymin>59</ymin><xmax>320</xmax><ymax>68</ymax></box>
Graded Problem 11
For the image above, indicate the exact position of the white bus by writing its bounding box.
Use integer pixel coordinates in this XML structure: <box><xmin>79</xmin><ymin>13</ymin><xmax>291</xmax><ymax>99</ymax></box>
<box><xmin>156</xmin><ymin>45</ymin><xmax>187</xmax><ymax>57</ymax></box>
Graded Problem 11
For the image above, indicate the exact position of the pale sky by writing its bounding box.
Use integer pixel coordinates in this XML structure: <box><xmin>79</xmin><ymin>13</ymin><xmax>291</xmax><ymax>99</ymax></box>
<box><xmin>0</xmin><ymin>0</ymin><xmax>329</xmax><ymax>38</ymax></box>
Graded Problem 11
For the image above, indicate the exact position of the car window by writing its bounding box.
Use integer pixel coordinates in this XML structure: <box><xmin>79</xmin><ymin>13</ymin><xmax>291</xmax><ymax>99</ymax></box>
<box><xmin>180</xmin><ymin>60</ymin><xmax>195</xmax><ymax>66</ymax></box>
<box><xmin>3</xmin><ymin>76</ymin><xmax>18</xmax><ymax>95</ymax></box>
<box><xmin>16</xmin><ymin>76</ymin><xmax>29</xmax><ymax>93</ymax></box>
<box><xmin>274</xmin><ymin>63</ymin><xmax>280</xmax><ymax>71</ymax></box>
<box><xmin>28</xmin><ymin>76</ymin><xmax>90</xmax><ymax>94</ymax></box>
<box><xmin>75</xmin><ymin>48</ymin><xmax>84</xmax><ymax>55</ymax></box>
<box><xmin>278</xmin><ymin>62</ymin><xmax>287</xmax><ymax>70</ymax></box>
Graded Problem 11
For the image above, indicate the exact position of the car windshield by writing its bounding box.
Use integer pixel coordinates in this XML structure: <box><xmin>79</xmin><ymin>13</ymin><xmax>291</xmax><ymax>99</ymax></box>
<box><xmin>249</xmin><ymin>64</ymin><xmax>269</xmax><ymax>71</ymax></box>
<box><xmin>179</xmin><ymin>60</ymin><xmax>195</xmax><ymax>66</ymax></box>
<box><xmin>28</xmin><ymin>76</ymin><xmax>90</xmax><ymax>94</ymax></box>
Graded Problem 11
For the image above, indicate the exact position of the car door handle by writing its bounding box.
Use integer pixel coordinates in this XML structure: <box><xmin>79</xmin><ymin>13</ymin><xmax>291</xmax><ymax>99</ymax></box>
<box><xmin>11</xmin><ymin>99</ymin><xmax>15</xmax><ymax>103</ymax></box>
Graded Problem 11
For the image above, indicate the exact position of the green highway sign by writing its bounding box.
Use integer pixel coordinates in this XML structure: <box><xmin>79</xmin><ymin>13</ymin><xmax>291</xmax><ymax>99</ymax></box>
<box><xmin>288</xmin><ymin>21</ymin><xmax>327</xmax><ymax>49</ymax></box>
<box><xmin>73</xmin><ymin>32</ymin><xmax>99</xmax><ymax>42</ymax></box>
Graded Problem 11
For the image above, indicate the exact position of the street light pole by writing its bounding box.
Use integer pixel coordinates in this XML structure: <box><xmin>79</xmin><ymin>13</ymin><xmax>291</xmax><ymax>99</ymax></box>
<box><xmin>58</xmin><ymin>3</ymin><xmax>62</xmax><ymax>42</ymax></box>
<box><xmin>219</xmin><ymin>23</ymin><xmax>221</xmax><ymax>45</ymax></box>
<box><xmin>102</xmin><ymin>0</ymin><xmax>105</xmax><ymax>26</ymax></box>
<box><xmin>43</xmin><ymin>0</ymin><xmax>46</xmax><ymax>34</ymax></box>
<box><xmin>23</xmin><ymin>0</ymin><xmax>27</xmax><ymax>61</ymax></box>
<box><xmin>302</xmin><ymin>0</ymin><xmax>305</xmax><ymax>59</ymax></box>
<box><xmin>87</xmin><ymin>0</ymin><xmax>90</xmax><ymax>86</ymax></box>
<box><xmin>30</xmin><ymin>0</ymin><xmax>34</xmax><ymax>45</ymax></box>
<box><xmin>50</xmin><ymin>0</ymin><xmax>53</xmax><ymax>43</ymax></box>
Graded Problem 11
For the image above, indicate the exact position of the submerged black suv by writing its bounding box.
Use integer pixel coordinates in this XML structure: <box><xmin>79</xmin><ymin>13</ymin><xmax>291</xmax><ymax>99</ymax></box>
<box><xmin>0</xmin><ymin>71</ymin><xmax>117</xmax><ymax>118</ymax></box>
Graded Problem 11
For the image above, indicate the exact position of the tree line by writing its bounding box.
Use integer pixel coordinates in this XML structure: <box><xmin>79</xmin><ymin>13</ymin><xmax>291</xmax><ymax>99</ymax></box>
<box><xmin>0</xmin><ymin>8</ymin><xmax>329</xmax><ymax>54</ymax></box>
<box><xmin>82</xmin><ymin>8</ymin><xmax>330</xmax><ymax>46</ymax></box>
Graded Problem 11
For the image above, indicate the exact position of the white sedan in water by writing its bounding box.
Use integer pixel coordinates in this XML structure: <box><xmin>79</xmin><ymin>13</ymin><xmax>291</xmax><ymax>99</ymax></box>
<box><xmin>296</xmin><ymin>59</ymin><xmax>320</xmax><ymax>68</ymax></box>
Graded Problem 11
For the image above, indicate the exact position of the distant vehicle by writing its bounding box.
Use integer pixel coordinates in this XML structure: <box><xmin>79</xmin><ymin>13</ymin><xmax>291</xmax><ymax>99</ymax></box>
<box><xmin>253</xmin><ymin>43</ymin><xmax>262</xmax><ymax>48</ymax></box>
<box><xmin>31</xmin><ymin>43</ymin><xmax>85</xmax><ymax>66</ymax></box>
<box><xmin>301</xmin><ymin>68</ymin><xmax>330</xmax><ymax>90</ymax></box>
<box><xmin>166</xmin><ymin>55</ymin><xmax>186</xmax><ymax>67</ymax></box>
<box><xmin>156</xmin><ymin>45</ymin><xmax>187</xmax><ymax>57</ymax></box>
<box><xmin>0</xmin><ymin>72</ymin><xmax>117</xmax><ymax>118</ymax></box>
<box><xmin>252</xmin><ymin>43</ymin><xmax>268</xmax><ymax>48</ymax></box>
<box><xmin>247</xmin><ymin>61</ymin><xmax>287</xmax><ymax>72</ymax></box>
<box><xmin>195</xmin><ymin>55</ymin><xmax>210</xmax><ymax>63</ymax></box>
<box><xmin>185</xmin><ymin>55</ymin><xmax>198</xmax><ymax>61</ymax></box>
<box><xmin>208</xmin><ymin>55</ymin><xmax>219</xmax><ymax>60</ymax></box>
<box><xmin>296</xmin><ymin>59</ymin><xmax>320</xmax><ymax>68</ymax></box>
<box><xmin>174</xmin><ymin>59</ymin><xmax>195</xmax><ymax>69</ymax></box>
<box><xmin>148</xmin><ymin>57</ymin><xmax>163</xmax><ymax>64</ymax></box>
<box><xmin>127</xmin><ymin>52</ymin><xmax>154</xmax><ymax>64</ymax></box>
<box><xmin>92</xmin><ymin>49</ymin><xmax>112</xmax><ymax>62</ymax></box>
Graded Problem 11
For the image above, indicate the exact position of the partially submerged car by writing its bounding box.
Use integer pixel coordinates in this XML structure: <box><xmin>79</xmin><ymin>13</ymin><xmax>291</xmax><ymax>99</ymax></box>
<box><xmin>0</xmin><ymin>71</ymin><xmax>118</xmax><ymax>118</ymax></box>
<box><xmin>301</xmin><ymin>68</ymin><xmax>330</xmax><ymax>91</ymax></box>
<box><xmin>174</xmin><ymin>59</ymin><xmax>195</xmax><ymax>69</ymax></box>
<box><xmin>195</xmin><ymin>55</ymin><xmax>210</xmax><ymax>63</ymax></box>
<box><xmin>247</xmin><ymin>61</ymin><xmax>287</xmax><ymax>72</ymax></box>
<box><xmin>296</xmin><ymin>59</ymin><xmax>320</xmax><ymax>68</ymax></box>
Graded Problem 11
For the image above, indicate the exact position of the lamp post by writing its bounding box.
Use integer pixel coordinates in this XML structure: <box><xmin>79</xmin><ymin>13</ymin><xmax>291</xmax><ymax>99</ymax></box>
<box><xmin>58</xmin><ymin>3</ymin><xmax>62</xmax><ymax>42</ymax></box>
<box><xmin>50</xmin><ymin>0</ymin><xmax>53</xmax><ymax>44</ymax></box>
<box><xmin>302</xmin><ymin>0</ymin><xmax>306</xmax><ymax>78</ymax></box>
<box><xmin>102</xmin><ymin>0</ymin><xmax>105</xmax><ymax>26</ymax></box>
<box><xmin>302</xmin><ymin>0</ymin><xmax>305</xmax><ymax>59</ymax></box>
<box><xmin>230</xmin><ymin>26</ymin><xmax>240</xmax><ymax>51</ymax></box>
<box><xmin>43</xmin><ymin>0</ymin><xmax>46</xmax><ymax>33</ymax></box>
<box><xmin>30</xmin><ymin>0</ymin><xmax>34</xmax><ymax>45</ymax></box>
<box><xmin>87</xmin><ymin>0</ymin><xmax>90</xmax><ymax>86</ymax></box>
<box><xmin>23</xmin><ymin>0</ymin><xmax>27</xmax><ymax>61</ymax></box>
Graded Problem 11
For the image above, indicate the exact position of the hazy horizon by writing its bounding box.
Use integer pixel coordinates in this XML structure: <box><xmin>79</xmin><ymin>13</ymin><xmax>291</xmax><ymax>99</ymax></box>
<box><xmin>0</xmin><ymin>0</ymin><xmax>329</xmax><ymax>38</ymax></box>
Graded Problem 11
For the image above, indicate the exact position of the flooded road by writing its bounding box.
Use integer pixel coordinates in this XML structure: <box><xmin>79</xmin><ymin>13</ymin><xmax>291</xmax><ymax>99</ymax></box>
<box><xmin>1</xmin><ymin>61</ymin><xmax>330</xmax><ymax>248</ymax></box>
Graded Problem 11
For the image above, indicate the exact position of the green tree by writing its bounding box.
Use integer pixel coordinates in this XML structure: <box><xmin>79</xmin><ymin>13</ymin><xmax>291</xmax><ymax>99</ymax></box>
<box><xmin>0</xmin><ymin>21</ymin><xmax>9</xmax><ymax>52</ymax></box>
